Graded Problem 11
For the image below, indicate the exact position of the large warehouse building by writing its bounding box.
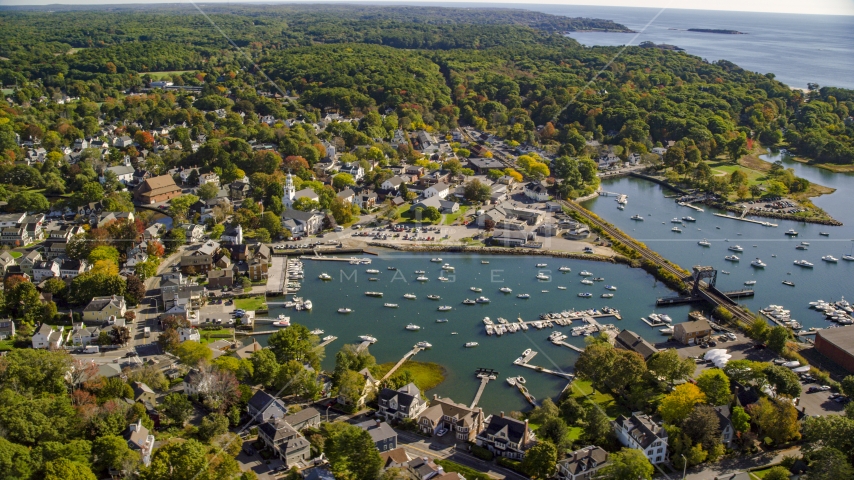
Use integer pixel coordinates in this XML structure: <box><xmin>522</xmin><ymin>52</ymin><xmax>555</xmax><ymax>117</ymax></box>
<box><xmin>815</xmin><ymin>327</ymin><xmax>854</xmax><ymax>373</ymax></box>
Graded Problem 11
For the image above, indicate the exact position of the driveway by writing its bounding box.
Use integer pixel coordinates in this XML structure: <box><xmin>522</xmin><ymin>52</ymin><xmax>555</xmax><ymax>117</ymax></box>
<box><xmin>683</xmin><ymin>446</ymin><xmax>800</xmax><ymax>480</ymax></box>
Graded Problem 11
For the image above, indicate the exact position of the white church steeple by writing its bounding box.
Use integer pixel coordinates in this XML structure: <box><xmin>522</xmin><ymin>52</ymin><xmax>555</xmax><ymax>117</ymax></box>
<box><xmin>282</xmin><ymin>172</ymin><xmax>296</xmax><ymax>209</ymax></box>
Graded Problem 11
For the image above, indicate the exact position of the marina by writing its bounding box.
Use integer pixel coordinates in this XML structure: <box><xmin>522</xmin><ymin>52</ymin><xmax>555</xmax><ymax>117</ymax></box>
<box><xmin>513</xmin><ymin>350</ymin><xmax>575</xmax><ymax>380</ymax></box>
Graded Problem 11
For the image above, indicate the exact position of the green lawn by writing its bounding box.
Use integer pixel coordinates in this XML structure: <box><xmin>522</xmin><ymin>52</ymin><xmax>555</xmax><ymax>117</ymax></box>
<box><xmin>8</xmin><ymin>251</ymin><xmax>22</xmax><ymax>259</ymax></box>
<box><xmin>567</xmin><ymin>379</ymin><xmax>631</xmax><ymax>420</ymax></box>
<box><xmin>146</xmin><ymin>70</ymin><xmax>195</xmax><ymax>79</ymax></box>
<box><xmin>443</xmin><ymin>205</ymin><xmax>470</xmax><ymax>225</ymax></box>
<box><xmin>706</xmin><ymin>161</ymin><xmax>765</xmax><ymax>187</ymax></box>
<box><xmin>0</xmin><ymin>339</ymin><xmax>17</xmax><ymax>351</ymax></box>
<box><xmin>199</xmin><ymin>328</ymin><xmax>234</xmax><ymax>344</ymax></box>
<box><xmin>1</xmin><ymin>88</ymin><xmax>13</xmax><ymax>95</ymax></box>
<box><xmin>370</xmin><ymin>361</ymin><xmax>446</xmax><ymax>391</ymax></box>
<box><xmin>435</xmin><ymin>460</ymin><xmax>492</xmax><ymax>480</ymax></box>
<box><xmin>234</xmin><ymin>296</ymin><xmax>267</xmax><ymax>311</ymax></box>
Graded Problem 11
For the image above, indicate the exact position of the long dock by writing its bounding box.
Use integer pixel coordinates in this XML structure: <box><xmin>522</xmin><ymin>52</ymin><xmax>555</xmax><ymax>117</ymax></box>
<box><xmin>514</xmin><ymin>350</ymin><xmax>575</xmax><ymax>380</ymax></box>
<box><xmin>299</xmin><ymin>256</ymin><xmax>372</xmax><ymax>263</ymax></box>
<box><xmin>713</xmin><ymin>213</ymin><xmax>778</xmax><ymax>227</ymax></box>
<box><xmin>266</xmin><ymin>256</ymin><xmax>287</xmax><ymax>296</ymax></box>
<box><xmin>356</xmin><ymin>340</ymin><xmax>374</xmax><ymax>352</ymax></box>
<box><xmin>677</xmin><ymin>201</ymin><xmax>704</xmax><ymax>212</ymax></box>
<box><xmin>380</xmin><ymin>347</ymin><xmax>423</xmax><ymax>382</ymax></box>
<box><xmin>507</xmin><ymin>377</ymin><xmax>538</xmax><ymax>407</ymax></box>
<box><xmin>553</xmin><ymin>341</ymin><xmax>584</xmax><ymax>353</ymax></box>
<box><xmin>470</xmin><ymin>368</ymin><xmax>498</xmax><ymax>409</ymax></box>
<box><xmin>318</xmin><ymin>336</ymin><xmax>338</xmax><ymax>348</ymax></box>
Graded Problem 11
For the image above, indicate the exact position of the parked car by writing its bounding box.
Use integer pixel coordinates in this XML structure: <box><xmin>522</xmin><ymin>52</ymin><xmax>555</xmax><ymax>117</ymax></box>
<box><xmin>808</xmin><ymin>386</ymin><xmax>821</xmax><ymax>393</ymax></box>
<box><xmin>436</xmin><ymin>428</ymin><xmax>448</xmax><ymax>437</ymax></box>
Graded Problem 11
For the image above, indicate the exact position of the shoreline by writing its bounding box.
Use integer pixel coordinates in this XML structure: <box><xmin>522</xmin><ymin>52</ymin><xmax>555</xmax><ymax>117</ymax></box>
<box><xmin>366</xmin><ymin>242</ymin><xmax>618</xmax><ymax>263</ymax></box>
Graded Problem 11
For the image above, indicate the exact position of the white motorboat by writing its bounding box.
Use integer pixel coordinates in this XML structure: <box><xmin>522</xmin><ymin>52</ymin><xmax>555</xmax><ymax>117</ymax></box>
<box><xmin>406</xmin><ymin>324</ymin><xmax>421</xmax><ymax>331</ymax></box>
<box><xmin>416</xmin><ymin>341</ymin><xmax>432</xmax><ymax>349</ymax></box>
<box><xmin>476</xmin><ymin>296</ymin><xmax>490</xmax><ymax>304</ymax></box>
<box><xmin>441</xmin><ymin>264</ymin><xmax>455</xmax><ymax>271</ymax></box>
<box><xmin>273</xmin><ymin>318</ymin><xmax>291</xmax><ymax>327</ymax></box>
<box><xmin>725</xmin><ymin>255</ymin><xmax>740</xmax><ymax>262</ymax></box>
<box><xmin>436</xmin><ymin>318</ymin><xmax>448</xmax><ymax>323</ymax></box>
<box><xmin>745</xmin><ymin>280</ymin><xmax>757</xmax><ymax>285</ymax></box>
<box><xmin>844</xmin><ymin>255</ymin><xmax>854</xmax><ymax>261</ymax></box>
<box><xmin>517</xmin><ymin>293</ymin><xmax>530</xmax><ymax>299</ymax></box>
<box><xmin>338</xmin><ymin>308</ymin><xmax>353</xmax><ymax>314</ymax></box>
<box><xmin>559</xmin><ymin>266</ymin><xmax>571</xmax><ymax>272</ymax></box>
<box><xmin>581</xmin><ymin>279</ymin><xmax>593</xmax><ymax>285</ymax></box>
<box><xmin>427</xmin><ymin>294</ymin><xmax>441</xmax><ymax>300</ymax></box>
<box><xmin>387</xmin><ymin>266</ymin><xmax>397</xmax><ymax>270</ymax></box>
<box><xmin>499</xmin><ymin>287</ymin><xmax>512</xmax><ymax>293</ymax></box>
<box><xmin>660</xmin><ymin>327</ymin><xmax>674</xmax><ymax>334</ymax></box>
<box><xmin>578</xmin><ymin>292</ymin><xmax>592</xmax><ymax>298</ymax></box>
<box><xmin>414</xmin><ymin>270</ymin><xmax>426</xmax><ymax>274</ymax></box>
<box><xmin>481</xmin><ymin>260</ymin><xmax>490</xmax><ymax>264</ymax></box>
<box><xmin>359</xmin><ymin>335</ymin><xmax>377</xmax><ymax>343</ymax></box>
<box><xmin>365</xmin><ymin>291</ymin><xmax>383</xmax><ymax>297</ymax></box>
<box><xmin>384</xmin><ymin>303</ymin><xmax>399</xmax><ymax>308</ymax></box>
<box><xmin>322</xmin><ymin>335</ymin><xmax>334</xmax><ymax>342</ymax></box>
<box><xmin>557</xmin><ymin>286</ymin><xmax>567</xmax><ymax>290</ymax></box>
<box><xmin>671</xmin><ymin>218</ymin><xmax>682</xmax><ymax>223</ymax></box>
<box><xmin>617</xmin><ymin>204</ymin><xmax>625</xmax><ymax>210</ymax></box>
<box><xmin>310</xmin><ymin>329</ymin><xmax>324</xmax><ymax>335</ymax></box>
<box><xmin>366</xmin><ymin>269</ymin><xmax>380</xmax><ymax>274</ymax></box>
<box><xmin>672</xmin><ymin>227</ymin><xmax>682</xmax><ymax>233</ymax></box>
<box><xmin>728</xmin><ymin>245</ymin><xmax>744</xmax><ymax>252</ymax></box>
<box><xmin>605</xmin><ymin>285</ymin><xmax>617</xmax><ymax>291</ymax></box>
<box><xmin>523</xmin><ymin>348</ymin><xmax>532</xmax><ymax>356</ymax></box>
<box><xmin>416</xmin><ymin>276</ymin><xmax>429</xmax><ymax>281</ymax></box>
<box><xmin>601</xmin><ymin>293</ymin><xmax>614</xmax><ymax>298</ymax></box>
<box><xmin>751</xmin><ymin>258</ymin><xmax>767</xmax><ymax>268</ymax></box>
<box><xmin>683</xmin><ymin>216</ymin><xmax>696</xmax><ymax>222</ymax></box>
<box><xmin>796</xmin><ymin>245</ymin><xmax>808</xmax><ymax>250</ymax></box>
<box><xmin>303</xmin><ymin>300</ymin><xmax>312</xmax><ymax>310</ymax></box>
<box><xmin>536</xmin><ymin>273</ymin><xmax>550</xmax><ymax>280</ymax></box>
<box><xmin>794</xmin><ymin>259</ymin><xmax>814</xmax><ymax>268</ymax></box>
<box><xmin>318</xmin><ymin>273</ymin><xmax>332</xmax><ymax>280</ymax></box>
<box><xmin>819</xmin><ymin>232</ymin><xmax>830</xmax><ymax>236</ymax></box>
<box><xmin>463</xmin><ymin>299</ymin><xmax>476</xmax><ymax>305</ymax></box>
<box><xmin>631</xmin><ymin>214</ymin><xmax>644</xmax><ymax>221</ymax></box>
<box><xmin>465</xmin><ymin>342</ymin><xmax>479</xmax><ymax>347</ymax></box>
<box><xmin>579</xmin><ymin>270</ymin><xmax>592</xmax><ymax>276</ymax></box>
<box><xmin>438</xmin><ymin>306</ymin><xmax>452</xmax><ymax>311</ymax></box>
<box><xmin>438</xmin><ymin>276</ymin><xmax>449</xmax><ymax>281</ymax></box>
<box><xmin>593</xmin><ymin>277</ymin><xmax>604</xmax><ymax>282</ymax></box>
<box><xmin>698</xmin><ymin>239</ymin><xmax>711</xmax><ymax>247</ymax></box>
<box><xmin>431</xmin><ymin>258</ymin><xmax>443</xmax><ymax>262</ymax></box>
<box><xmin>403</xmin><ymin>293</ymin><xmax>417</xmax><ymax>299</ymax></box>
<box><xmin>801</xmin><ymin>241</ymin><xmax>810</xmax><ymax>246</ymax></box>
<box><xmin>785</xmin><ymin>229</ymin><xmax>798</xmax><ymax>236</ymax></box>
<box><xmin>659</xmin><ymin>314</ymin><xmax>673</xmax><ymax>323</ymax></box>
<box><xmin>822</xmin><ymin>255</ymin><xmax>839</xmax><ymax>263</ymax></box>
<box><xmin>536</xmin><ymin>263</ymin><xmax>548</xmax><ymax>268</ymax></box>
<box><xmin>470</xmin><ymin>287</ymin><xmax>482</xmax><ymax>292</ymax></box>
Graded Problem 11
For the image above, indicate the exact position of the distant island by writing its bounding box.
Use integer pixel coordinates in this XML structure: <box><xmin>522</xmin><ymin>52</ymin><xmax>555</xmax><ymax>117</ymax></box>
<box><xmin>688</xmin><ymin>28</ymin><xmax>747</xmax><ymax>34</ymax></box>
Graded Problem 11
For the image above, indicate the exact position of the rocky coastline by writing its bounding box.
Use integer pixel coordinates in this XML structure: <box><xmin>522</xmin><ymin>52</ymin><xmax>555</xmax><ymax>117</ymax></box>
<box><xmin>702</xmin><ymin>200</ymin><xmax>843</xmax><ymax>226</ymax></box>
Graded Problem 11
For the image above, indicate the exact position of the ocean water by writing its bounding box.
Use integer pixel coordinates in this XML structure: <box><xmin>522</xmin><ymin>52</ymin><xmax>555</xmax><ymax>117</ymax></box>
<box><xmin>581</xmin><ymin>154</ymin><xmax>854</xmax><ymax>333</ymax></box>
<box><xmin>261</xmin><ymin>253</ymin><xmax>690</xmax><ymax>414</ymax></box>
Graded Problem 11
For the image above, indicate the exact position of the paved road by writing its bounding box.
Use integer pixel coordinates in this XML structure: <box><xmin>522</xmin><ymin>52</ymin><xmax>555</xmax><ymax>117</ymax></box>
<box><xmin>683</xmin><ymin>446</ymin><xmax>800</xmax><ymax>480</ymax></box>
<box><xmin>394</xmin><ymin>430</ymin><xmax>527</xmax><ymax>480</ymax></box>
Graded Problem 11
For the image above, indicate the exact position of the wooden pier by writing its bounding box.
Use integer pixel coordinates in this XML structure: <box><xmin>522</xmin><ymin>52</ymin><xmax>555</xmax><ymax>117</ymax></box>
<box><xmin>380</xmin><ymin>347</ymin><xmax>423</xmax><ymax>382</ymax></box>
<box><xmin>507</xmin><ymin>377</ymin><xmax>538</xmax><ymax>407</ymax></box>
<box><xmin>470</xmin><ymin>368</ymin><xmax>498</xmax><ymax>409</ymax></box>
<box><xmin>299</xmin><ymin>256</ymin><xmax>372</xmax><ymax>263</ymax></box>
<box><xmin>677</xmin><ymin>201</ymin><xmax>704</xmax><ymax>212</ymax></box>
<box><xmin>356</xmin><ymin>340</ymin><xmax>374</xmax><ymax>352</ymax></box>
<box><xmin>318</xmin><ymin>336</ymin><xmax>338</xmax><ymax>348</ymax></box>
<box><xmin>514</xmin><ymin>350</ymin><xmax>575</xmax><ymax>380</ymax></box>
<box><xmin>553</xmin><ymin>341</ymin><xmax>584</xmax><ymax>353</ymax></box>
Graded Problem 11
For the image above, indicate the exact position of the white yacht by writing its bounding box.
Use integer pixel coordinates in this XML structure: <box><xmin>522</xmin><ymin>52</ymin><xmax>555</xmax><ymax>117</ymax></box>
<box><xmin>365</xmin><ymin>291</ymin><xmax>383</xmax><ymax>297</ymax></box>
<box><xmin>682</xmin><ymin>216</ymin><xmax>696</xmax><ymax>222</ymax></box>
<box><xmin>470</xmin><ymin>287</ymin><xmax>482</xmax><ymax>292</ymax></box>
<box><xmin>499</xmin><ymin>287</ymin><xmax>513</xmax><ymax>293</ymax></box>
<box><xmin>303</xmin><ymin>300</ymin><xmax>313</xmax><ymax>310</ymax></box>
<box><xmin>557</xmin><ymin>286</ymin><xmax>567</xmax><ymax>290</ymax></box>
<box><xmin>605</xmin><ymin>285</ymin><xmax>617</xmax><ymax>291</ymax></box>
<box><xmin>436</xmin><ymin>318</ymin><xmax>449</xmax><ymax>323</ymax></box>
<box><xmin>728</xmin><ymin>245</ymin><xmax>744</xmax><ymax>252</ymax></box>
<box><xmin>536</xmin><ymin>273</ymin><xmax>550</xmax><ymax>280</ymax></box>
<box><xmin>660</xmin><ymin>327</ymin><xmax>674</xmax><ymax>334</ymax></box>
<box><xmin>406</xmin><ymin>324</ymin><xmax>421</xmax><ymax>331</ymax></box>
<box><xmin>517</xmin><ymin>293</ymin><xmax>530</xmax><ymax>299</ymax></box>
<box><xmin>310</xmin><ymin>329</ymin><xmax>324</xmax><ymax>335</ymax></box>
<box><xmin>671</xmin><ymin>218</ymin><xmax>682</xmax><ymax>223</ymax></box>
<box><xmin>476</xmin><ymin>296</ymin><xmax>490</xmax><ymax>304</ymax></box>
<box><xmin>725</xmin><ymin>255</ymin><xmax>740</xmax><ymax>262</ymax></box>
<box><xmin>751</xmin><ymin>258</ymin><xmax>767</xmax><ymax>268</ymax></box>
<box><xmin>438</xmin><ymin>306</ymin><xmax>452</xmax><ymax>311</ymax></box>
<box><xmin>785</xmin><ymin>229</ymin><xmax>799</xmax><ymax>236</ymax></box>
<box><xmin>322</xmin><ymin>335</ymin><xmax>335</xmax><ymax>342</ymax></box>
<box><xmin>581</xmin><ymin>279</ymin><xmax>594</xmax><ymax>285</ymax></box>
<box><xmin>601</xmin><ymin>293</ymin><xmax>614</xmax><ymax>298</ymax></box>
<box><xmin>416</xmin><ymin>341</ymin><xmax>432</xmax><ymax>349</ymax></box>
<box><xmin>414</xmin><ymin>270</ymin><xmax>426</xmax><ymax>274</ymax></box>
<box><xmin>745</xmin><ymin>280</ymin><xmax>757</xmax><ymax>285</ymax></box>
<box><xmin>536</xmin><ymin>263</ymin><xmax>548</xmax><ymax>268</ymax></box>
<box><xmin>698</xmin><ymin>239</ymin><xmax>711</xmax><ymax>247</ymax></box>
<box><xmin>559</xmin><ymin>266</ymin><xmax>571</xmax><ymax>272</ymax></box>
<box><xmin>794</xmin><ymin>259</ymin><xmax>814</xmax><ymax>268</ymax></box>
<box><xmin>273</xmin><ymin>318</ymin><xmax>291</xmax><ymax>327</ymax></box>
<box><xmin>384</xmin><ymin>303</ymin><xmax>399</xmax><ymax>308</ymax></box>
<box><xmin>431</xmin><ymin>258</ymin><xmax>443</xmax><ymax>262</ymax></box>
<box><xmin>631</xmin><ymin>214</ymin><xmax>644</xmax><ymax>221</ymax></box>
<box><xmin>463</xmin><ymin>299</ymin><xmax>476</xmax><ymax>305</ymax></box>
<box><xmin>465</xmin><ymin>342</ymin><xmax>479</xmax><ymax>348</ymax></box>
<box><xmin>438</xmin><ymin>276</ymin><xmax>449</xmax><ymax>281</ymax></box>
<box><xmin>366</xmin><ymin>269</ymin><xmax>380</xmax><ymax>274</ymax></box>
<box><xmin>844</xmin><ymin>254</ymin><xmax>854</xmax><ymax>261</ymax></box>
<box><xmin>822</xmin><ymin>255</ymin><xmax>839</xmax><ymax>263</ymax></box>
<box><xmin>416</xmin><ymin>276</ymin><xmax>429</xmax><ymax>281</ymax></box>
<box><xmin>659</xmin><ymin>314</ymin><xmax>673</xmax><ymax>323</ymax></box>
<box><xmin>579</xmin><ymin>270</ymin><xmax>592</xmax><ymax>276</ymax></box>
<box><xmin>672</xmin><ymin>227</ymin><xmax>682</xmax><ymax>233</ymax></box>
<box><xmin>403</xmin><ymin>293</ymin><xmax>417</xmax><ymax>299</ymax></box>
<box><xmin>441</xmin><ymin>264</ymin><xmax>455</xmax><ymax>271</ymax></box>
<box><xmin>318</xmin><ymin>273</ymin><xmax>332</xmax><ymax>280</ymax></box>
<box><xmin>359</xmin><ymin>335</ymin><xmax>377</xmax><ymax>343</ymax></box>
<box><xmin>578</xmin><ymin>292</ymin><xmax>592</xmax><ymax>298</ymax></box>
<box><xmin>427</xmin><ymin>294</ymin><xmax>441</xmax><ymax>300</ymax></box>
<box><xmin>481</xmin><ymin>260</ymin><xmax>490</xmax><ymax>264</ymax></box>
<box><xmin>338</xmin><ymin>308</ymin><xmax>353</xmax><ymax>314</ymax></box>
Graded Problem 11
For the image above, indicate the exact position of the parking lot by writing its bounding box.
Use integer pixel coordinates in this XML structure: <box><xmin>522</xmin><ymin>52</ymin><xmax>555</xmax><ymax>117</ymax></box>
<box><xmin>670</xmin><ymin>334</ymin><xmax>847</xmax><ymax>416</ymax></box>
<box><xmin>197</xmin><ymin>300</ymin><xmax>237</xmax><ymax>326</ymax></box>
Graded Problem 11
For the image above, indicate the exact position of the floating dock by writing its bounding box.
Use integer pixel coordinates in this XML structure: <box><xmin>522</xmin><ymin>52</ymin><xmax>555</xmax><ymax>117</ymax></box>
<box><xmin>507</xmin><ymin>377</ymin><xmax>538</xmax><ymax>407</ymax></box>
<box><xmin>552</xmin><ymin>341</ymin><xmax>584</xmax><ymax>353</ymax></box>
<box><xmin>470</xmin><ymin>368</ymin><xmax>498</xmax><ymax>408</ymax></box>
<box><xmin>318</xmin><ymin>336</ymin><xmax>338</xmax><ymax>348</ymax></box>
<box><xmin>677</xmin><ymin>201</ymin><xmax>704</xmax><ymax>212</ymax></box>
<box><xmin>514</xmin><ymin>351</ymin><xmax>575</xmax><ymax>380</ymax></box>
<box><xmin>712</xmin><ymin>213</ymin><xmax>778</xmax><ymax>227</ymax></box>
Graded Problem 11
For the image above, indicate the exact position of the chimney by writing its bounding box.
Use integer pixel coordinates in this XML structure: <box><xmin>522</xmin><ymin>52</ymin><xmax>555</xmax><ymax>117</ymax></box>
<box><xmin>500</xmin><ymin>411</ymin><xmax>504</xmax><ymax>418</ymax></box>
<box><xmin>375</xmin><ymin>419</ymin><xmax>382</xmax><ymax>428</ymax></box>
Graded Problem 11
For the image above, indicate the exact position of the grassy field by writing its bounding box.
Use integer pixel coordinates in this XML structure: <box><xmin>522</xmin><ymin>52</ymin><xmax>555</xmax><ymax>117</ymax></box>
<box><xmin>371</xmin><ymin>361</ymin><xmax>446</xmax><ymax>391</ymax></box>
<box><xmin>435</xmin><ymin>460</ymin><xmax>493</xmax><ymax>480</ymax></box>
<box><xmin>8</xmin><ymin>251</ymin><xmax>22</xmax><ymax>259</ymax></box>
<box><xmin>443</xmin><ymin>205</ymin><xmax>470</xmax><ymax>225</ymax></box>
<box><xmin>234</xmin><ymin>296</ymin><xmax>267</xmax><ymax>311</ymax></box>
<box><xmin>566</xmin><ymin>379</ymin><xmax>631</xmax><ymax>420</ymax></box>
<box><xmin>0</xmin><ymin>339</ymin><xmax>16</xmax><ymax>351</ymax></box>
<box><xmin>146</xmin><ymin>70</ymin><xmax>195</xmax><ymax>79</ymax></box>
<box><xmin>199</xmin><ymin>328</ymin><xmax>234</xmax><ymax>344</ymax></box>
<box><xmin>1</xmin><ymin>88</ymin><xmax>12</xmax><ymax>96</ymax></box>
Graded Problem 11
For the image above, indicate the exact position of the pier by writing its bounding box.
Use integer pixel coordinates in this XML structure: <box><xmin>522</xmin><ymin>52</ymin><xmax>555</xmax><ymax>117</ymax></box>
<box><xmin>677</xmin><ymin>201</ymin><xmax>704</xmax><ymax>212</ymax></box>
<box><xmin>713</xmin><ymin>212</ymin><xmax>778</xmax><ymax>227</ymax></box>
<box><xmin>507</xmin><ymin>377</ymin><xmax>538</xmax><ymax>407</ymax></box>
<box><xmin>488</xmin><ymin>312</ymin><xmax>620</xmax><ymax>337</ymax></box>
<box><xmin>514</xmin><ymin>350</ymin><xmax>575</xmax><ymax>380</ymax></box>
<box><xmin>299</xmin><ymin>256</ymin><xmax>372</xmax><ymax>264</ymax></box>
<box><xmin>318</xmin><ymin>336</ymin><xmax>338</xmax><ymax>348</ymax></box>
<box><xmin>356</xmin><ymin>340</ymin><xmax>374</xmax><ymax>352</ymax></box>
<box><xmin>657</xmin><ymin>289</ymin><xmax>754</xmax><ymax>306</ymax></box>
<box><xmin>470</xmin><ymin>368</ymin><xmax>498</xmax><ymax>409</ymax></box>
<box><xmin>552</xmin><ymin>341</ymin><xmax>584</xmax><ymax>353</ymax></box>
<box><xmin>266</xmin><ymin>256</ymin><xmax>287</xmax><ymax>296</ymax></box>
<box><xmin>380</xmin><ymin>346</ymin><xmax>423</xmax><ymax>382</ymax></box>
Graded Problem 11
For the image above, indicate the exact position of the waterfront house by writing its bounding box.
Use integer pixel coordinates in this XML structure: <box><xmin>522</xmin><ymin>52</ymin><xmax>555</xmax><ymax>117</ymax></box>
<box><xmin>476</xmin><ymin>413</ymin><xmax>532</xmax><ymax>460</ymax></box>
<box><xmin>556</xmin><ymin>445</ymin><xmax>610</xmax><ymax>480</ymax></box>
<box><xmin>32</xmin><ymin>323</ymin><xmax>64</xmax><ymax>349</ymax></box>
<box><xmin>418</xmin><ymin>395</ymin><xmax>484</xmax><ymax>442</ymax></box>
<box><xmin>614</xmin><ymin>329</ymin><xmax>659</xmax><ymax>361</ymax></box>
<box><xmin>491</xmin><ymin>230</ymin><xmax>534</xmax><ymax>247</ymax></box>
<box><xmin>613</xmin><ymin>412</ymin><xmax>668</xmax><ymax>464</ymax></box>
<box><xmin>673</xmin><ymin>319</ymin><xmax>712</xmax><ymax>345</ymax></box>
<box><xmin>82</xmin><ymin>295</ymin><xmax>127</xmax><ymax>323</ymax></box>
<box><xmin>377</xmin><ymin>383</ymin><xmax>428</xmax><ymax>422</ymax></box>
